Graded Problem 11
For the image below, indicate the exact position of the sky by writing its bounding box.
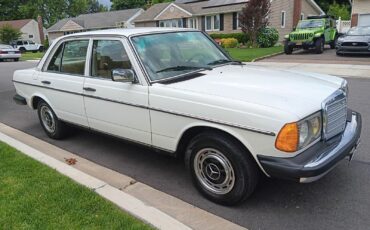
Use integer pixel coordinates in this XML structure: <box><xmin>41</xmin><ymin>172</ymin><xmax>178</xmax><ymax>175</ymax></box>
<box><xmin>99</xmin><ymin>0</ymin><xmax>112</xmax><ymax>8</ymax></box>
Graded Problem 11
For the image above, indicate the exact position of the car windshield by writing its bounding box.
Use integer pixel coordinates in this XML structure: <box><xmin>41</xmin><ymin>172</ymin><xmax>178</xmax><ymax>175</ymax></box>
<box><xmin>0</xmin><ymin>45</ymin><xmax>12</xmax><ymax>49</ymax></box>
<box><xmin>347</xmin><ymin>27</ymin><xmax>370</xmax><ymax>36</ymax></box>
<box><xmin>297</xmin><ymin>20</ymin><xmax>324</xmax><ymax>29</ymax></box>
<box><xmin>131</xmin><ymin>31</ymin><xmax>230</xmax><ymax>82</ymax></box>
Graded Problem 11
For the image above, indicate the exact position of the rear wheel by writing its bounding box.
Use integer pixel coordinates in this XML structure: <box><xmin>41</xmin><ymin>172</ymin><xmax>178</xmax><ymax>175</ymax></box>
<box><xmin>37</xmin><ymin>100</ymin><xmax>68</xmax><ymax>139</ymax></box>
<box><xmin>315</xmin><ymin>38</ymin><xmax>324</xmax><ymax>54</ymax></box>
<box><xmin>186</xmin><ymin>132</ymin><xmax>259</xmax><ymax>206</ymax></box>
<box><xmin>330</xmin><ymin>36</ymin><xmax>338</xmax><ymax>49</ymax></box>
<box><xmin>19</xmin><ymin>47</ymin><xmax>26</xmax><ymax>53</ymax></box>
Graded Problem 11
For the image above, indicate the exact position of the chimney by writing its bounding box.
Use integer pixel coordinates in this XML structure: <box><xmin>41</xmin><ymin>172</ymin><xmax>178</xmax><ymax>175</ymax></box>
<box><xmin>293</xmin><ymin>0</ymin><xmax>302</xmax><ymax>27</ymax></box>
<box><xmin>37</xmin><ymin>15</ymin><xmax>45</xmax><ymax>44</ymax></box>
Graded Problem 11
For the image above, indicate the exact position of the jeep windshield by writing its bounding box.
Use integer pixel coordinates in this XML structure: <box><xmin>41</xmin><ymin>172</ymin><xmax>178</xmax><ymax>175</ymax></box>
<box><xmin>131</xmin><ymin>31</ymin><xmax>231</xmax><ymax>82</ymax></box>
<box><xmin>347</xmin><ymin>27</ymin><xmax>370</xmax><ymax>36</ymax></box>
<box><xmin>297</xmin><ymin>20</ymin><xmax>324</xmax><ymax>29</ymax></box>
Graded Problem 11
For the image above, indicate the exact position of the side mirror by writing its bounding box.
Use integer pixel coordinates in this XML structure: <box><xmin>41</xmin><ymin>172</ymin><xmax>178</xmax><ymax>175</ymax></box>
<box><xmin>111</xmin><ymin>69</ymin><xmax>137</xmax><ymax>83</ymax></box>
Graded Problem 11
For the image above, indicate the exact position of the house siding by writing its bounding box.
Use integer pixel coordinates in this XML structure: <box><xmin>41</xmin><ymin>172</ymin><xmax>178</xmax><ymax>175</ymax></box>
<box><xmin>270</xmin><ymin>0</ymin><xmax>294</xmax><ymax>41</ymax></box>
<box><xmin>156</xmin><ymin>5</ymin><xmax>191</xmax><ymax>20</ymax></box>
<box><xmin>135</xmin><ymin>21</ymin><xmax>157</xmax><ymax>27</ymax></box>
<box><xmin>352</xmin><ymin>0</ymin><xmax>370</xmax><ymax>14</ymax></box>
<box><xmin>48</xmin><ymin>32</ymin><xmax>64</xmax><ymax>43</ymax></box>
<box><xmin>20</xmin><ymin>20</ymin><xmax>44</xmax><ymax>43</ymax></box>
<box><xmin>301</xmin><ymin>0</ymin><xmax>320</xmax><ymax>18</ymax></box>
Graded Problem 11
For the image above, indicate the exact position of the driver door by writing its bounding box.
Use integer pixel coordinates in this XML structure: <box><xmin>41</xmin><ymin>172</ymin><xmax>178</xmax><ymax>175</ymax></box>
<box><xmin>83</xmin><ymin>38</ymin><xmax>151</xmax><ymax>145</ymax></box>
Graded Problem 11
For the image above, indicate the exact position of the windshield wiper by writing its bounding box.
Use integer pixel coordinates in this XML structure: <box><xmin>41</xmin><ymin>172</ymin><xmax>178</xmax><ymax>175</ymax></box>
<box><xmin>207</xmin><ymin>59</ymin><xmax>244</xmax><ymax>66</ymax></box>
<box><xmin>156</xmin><ymin>65</ymin><xmax>212</xmax><ymax>73</ymax></box>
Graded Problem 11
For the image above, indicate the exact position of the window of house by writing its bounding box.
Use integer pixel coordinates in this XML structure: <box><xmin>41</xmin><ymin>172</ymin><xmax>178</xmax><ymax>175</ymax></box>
<box><xmin>281</xmin><ymin>11</ymin><xmax>286</xmax><ymax>28</ymax></box>
<box><xmin>29</xmin><ymin>35</ymin><xmax>34</xmax><ymax>38</ymax></box>
<box><xmin>47</xmin><ymin>40</ymin><xmax>89</xmax><ymax>75</ymax></box>
<box><xmin>91</xmin><ymin>40</ymin><xmax>132</xmax><ymax>79</ymax></box>
<box><xmin>205</xmin><ymin>14</ymin><xmax>220</xmax><ymax>31</ymax></box>
<box><xmin>158</xmin><ymin>19</ymin><xmax>183</xmax><ymax>28</ymax></box>
<box><xmin>188</xmin><ymin>18</ymin><xmax>197</xmax><ymax>29</ymax></box>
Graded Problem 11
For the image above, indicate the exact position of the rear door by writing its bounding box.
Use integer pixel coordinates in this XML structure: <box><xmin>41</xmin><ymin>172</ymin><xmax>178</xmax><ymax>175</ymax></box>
<box><xmin>82</xmin><ymin>38</ymin><xmax>151</xmax><ymax>145</ymax></box>
<box><xmin>38</xmin><ymin>39</ymin><xmax>89</xmax><ymax>126</ymax></box>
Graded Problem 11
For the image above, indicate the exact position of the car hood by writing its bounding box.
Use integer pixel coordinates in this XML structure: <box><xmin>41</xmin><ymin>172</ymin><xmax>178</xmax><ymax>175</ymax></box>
<box><xmin>154</xmin><ymin>64</ymin><xmax>344</xmax><ymax>119</ymax></box>
<box><xmin>340</xmin><ymin>35</ymin><xmax>370</xmax><ymax>43</ymax></box>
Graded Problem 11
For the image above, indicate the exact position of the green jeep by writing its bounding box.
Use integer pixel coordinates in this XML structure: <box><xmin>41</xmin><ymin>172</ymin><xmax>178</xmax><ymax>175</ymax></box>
<box><xmin>284</xmin><ymin>15</ymin><xmax>338</xmax><ymax>54</ymax></box>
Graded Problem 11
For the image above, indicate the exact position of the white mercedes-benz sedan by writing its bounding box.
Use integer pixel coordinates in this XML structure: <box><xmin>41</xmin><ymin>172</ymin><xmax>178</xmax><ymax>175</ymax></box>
<box><xmin>13</xmin><ymin>28</ymin><xmax>362</xmax><ymax>205</ymax></box>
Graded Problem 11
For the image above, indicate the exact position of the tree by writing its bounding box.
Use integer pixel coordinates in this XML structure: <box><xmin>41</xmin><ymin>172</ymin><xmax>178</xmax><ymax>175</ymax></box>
<box><xmin>0</xmin><ymin>24</ymin><xmax>22</xmax><ymax>44</ymax></box>
<box><xmin>87</xmin><ymin>0</ymin><xmax>108</xmax><ymax>13</ymax></box>
<box><xmin>315</xmin><ymin>0</ymin><xmax>351</xmax><ymax>13</ymax></box>
<box><xmin>239</xmin><ymin>0</ymin><xmax>270</xmax><ymax>47</ymax></box>
<box><xmin>111</xmin><ymin>0</ymin><xmax>147</xmax><ymax>10</ymax></box>
<box><xmin>151</xmin><ymin>0</ymin><xmax>173</xmax><ymax>4</ymax></box>
<box><xmin>328</xmin><ymin>2</ymin><xmax>351</xmax><ymax>20</ymax></box>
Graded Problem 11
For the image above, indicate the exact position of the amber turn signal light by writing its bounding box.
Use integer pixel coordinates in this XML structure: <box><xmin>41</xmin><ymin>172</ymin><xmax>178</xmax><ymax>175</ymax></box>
<box><xmin>275</xmin><ymin>122</ymin><xmax>299</xmax><ymax>153</ymax></box>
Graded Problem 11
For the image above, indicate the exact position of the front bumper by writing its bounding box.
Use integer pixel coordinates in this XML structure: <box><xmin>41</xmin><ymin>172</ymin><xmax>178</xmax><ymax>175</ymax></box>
<box><xmin>287</xmin><ymin>41</ymin><xmax>315</xmax><ymax>48</ymax></box>
<box><xmin>258</xmin><ymin>110</ymin><xmax>362</xmax><ymax>183</ymax></box>
<box><xmin>336</xmin><ymin>45</ymin><xmax>370</xmax><ymax>54</ymax></box>
<box><xmin>0</xmin><ymin>53</ymin><xmax>21</xmax><ymax>59</ymax></box>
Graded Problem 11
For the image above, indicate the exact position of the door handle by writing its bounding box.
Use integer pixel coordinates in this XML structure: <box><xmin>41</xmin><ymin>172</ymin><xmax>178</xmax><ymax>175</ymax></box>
<box><xmin>83</xmin><ymin>87</ymin><xmax>96</xmax><ymax>92</ymax></box>
<box><xmin>41</xmin><ymin>80</ymin><xmax>51</xmax><ymax>85</ymax></box>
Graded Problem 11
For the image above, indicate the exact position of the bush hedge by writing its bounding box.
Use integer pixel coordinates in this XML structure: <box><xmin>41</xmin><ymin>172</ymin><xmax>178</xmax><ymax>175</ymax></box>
<box><xmin>257</xmin><ymin>27</ymin><xmax>279</xmax><ymax>48</ymax></box>
<box><xmin>220</xmin><ymin>38</ymin><xmax>238</xmax><ymax>48</ymax></box>
<box><xmin>210</xmin><ymin>33</ymin><xmax>248</xmax><ymax>44</ymax></box>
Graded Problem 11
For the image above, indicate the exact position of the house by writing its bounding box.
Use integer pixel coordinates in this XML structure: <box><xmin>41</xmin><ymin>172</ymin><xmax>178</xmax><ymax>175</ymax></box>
<box><xmin>351</xmin><ymin>0</ymin><xmax>370</xmax><ymax>27</ymax></box>
<box><xmin>0</xmin><ymin>17</ymin><xmax>47</xmax><ymax>44</ymax></box>
<box><xmin>47</xmin><ymin>8</ymin><xmax>144</xmax><ymax>42</ymax></box>
<box><xmin>134</xmin><ymin>0</ymin><xmax>324</xmax><ymax>41</ymax></box>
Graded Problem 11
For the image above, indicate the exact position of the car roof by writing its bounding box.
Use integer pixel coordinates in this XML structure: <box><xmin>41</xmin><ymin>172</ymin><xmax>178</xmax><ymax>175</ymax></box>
<box><xmin>62</xmin><ymin>27</ymin><xmax>198</xmax><ymax>38</ymax></box>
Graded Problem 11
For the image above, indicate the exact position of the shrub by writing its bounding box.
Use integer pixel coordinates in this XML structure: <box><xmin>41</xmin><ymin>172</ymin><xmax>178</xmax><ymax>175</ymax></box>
<box><xmin>210</xmin><ymin>33</ymin><xmax>248</xmax><ymax>44</ymax></box>
<box><xmin>0</xmin><ymin>24</ymin><xmax>22</xmax><ymax>44</ymax></box>
<box><xmin>220</xmin><ymin>38</ymin><xmax>238</xmax><ymax>48</ymax></box>
<box><xmin>257</xmin><ymin>27</ymin><xmax>279</xmax><ymax>48</ymax></box>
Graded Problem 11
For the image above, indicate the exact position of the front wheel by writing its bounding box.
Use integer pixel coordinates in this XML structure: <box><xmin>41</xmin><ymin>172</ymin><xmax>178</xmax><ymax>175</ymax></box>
<box><xmin>37</xmin><ymin>100</ymin><xmax>67</xmax><ymax>139</ymax></box>
<box><xmin>186</xmin><ymin>132</ymin><xmax>259</xmax><ymax>206</ymax></box>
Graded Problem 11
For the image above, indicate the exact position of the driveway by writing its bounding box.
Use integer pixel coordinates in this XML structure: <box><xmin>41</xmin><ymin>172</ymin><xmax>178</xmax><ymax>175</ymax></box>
<box><xmin>1</xmin><ymin>61</ymin><xmax>370</xmax><ymax>230</ymax></box>
<box><xmin>262</xmin><ymin>48</ymin><xmax>370</xmax><ymax>65</ymax></box>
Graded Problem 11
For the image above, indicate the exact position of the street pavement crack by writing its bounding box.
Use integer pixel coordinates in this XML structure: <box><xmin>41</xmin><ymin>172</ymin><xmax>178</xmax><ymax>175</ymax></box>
<box><xmin>92</xmin><ymin>184</ymin><xmax>107</xmax><ymax>191</ymax></box>
<box><xmin>121</xmin><ymin>180</ymin><xmax>137</xmax><ymax>190</ymax></box>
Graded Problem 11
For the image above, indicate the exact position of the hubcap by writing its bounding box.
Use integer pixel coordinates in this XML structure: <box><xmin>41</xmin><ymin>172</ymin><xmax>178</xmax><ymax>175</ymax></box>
<box><xmin>40</xmin><ymin>105</ymin><xmax>56</xmax><ymax>133</ymax></box>
<box><xmin>194</xmin><ymin>148</ymin><xmax>235</xmax><ymax>195</ymax></box>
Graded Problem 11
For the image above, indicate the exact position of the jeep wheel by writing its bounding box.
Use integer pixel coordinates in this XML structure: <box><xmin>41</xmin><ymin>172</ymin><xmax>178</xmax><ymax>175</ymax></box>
<box><xmin>330</xmin><ymin>36</ymin><xmax>338</xmax><ymax>49</ymax></box>
<box><xmin>19</xmin><ymin>47</ymin><xmax>26</xmax><ymax>53</ymax></box>
<box><xmin>315</xmin><ymin>38</ymin><xmax>324</xmax><ymax>54</ymax></box>
<box><xmin>284</xmin><ymin>44</ymin><xmax>293</xmax><ymax>55</ymax></box>
<box><xmin>37</xmin><ymin>100</ymin><xmax>68</xmax><ymax>139</ymax></box>
<box><xmin>186</xmin><ymin>132</ymin><xmax>259</xmax><ymax>206</ymax></box>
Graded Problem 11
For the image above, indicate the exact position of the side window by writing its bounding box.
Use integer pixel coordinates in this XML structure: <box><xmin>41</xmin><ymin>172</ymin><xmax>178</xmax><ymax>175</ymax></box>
<box><xmin>47</xmin><ymin>43</ymin><xmax>64</xmax><ymax>72</ymax></box>
<box><xmin>91</xmin><ymin>40</ymin><xmax>132</xmax><ymax>79</ymax></box>
<box><xmin>60</xmin><ymin>40</ymin><xmax>89</xmax><ymax>75</ymax></box>
<box><xmin>17</xmin><ymin>41</ymin><xmax>23</xmax><ymax>45</ymax></box>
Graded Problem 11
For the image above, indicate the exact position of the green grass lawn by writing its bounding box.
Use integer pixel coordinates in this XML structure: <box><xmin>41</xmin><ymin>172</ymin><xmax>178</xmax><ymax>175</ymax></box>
<box><xmin>20</xmin><ymin>52</ymin><xmax>45</xmax><ymax>61</ymax></box>
<box><xmin>0</xmin><ymin>142</ymin><xmax>153</xmax><ymax>229</ymax></box>
<box><xmin>226</xmin><ymin>46</ymin><xmax>283</xmax><ymax>62</ymax></box>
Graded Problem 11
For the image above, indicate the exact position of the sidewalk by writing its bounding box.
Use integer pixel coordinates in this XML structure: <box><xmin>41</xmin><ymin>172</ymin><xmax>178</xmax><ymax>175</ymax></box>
<box><xmin>248</xmin><ymin>62</ymin><xmax>370</xmax><ymax>78</ymax></box>
<box><xmin>0</xmin><ymin>122</ymin><xmax>246</xmax><ymax>230</ymax></box>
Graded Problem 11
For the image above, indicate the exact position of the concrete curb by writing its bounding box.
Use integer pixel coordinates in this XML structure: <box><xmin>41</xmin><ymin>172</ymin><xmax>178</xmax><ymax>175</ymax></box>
<box><xmin>0</xmin><ymin>123</ymin><xmax>247</xmax><ymax>230</ymax></box>
<box><xmin>0</xmin><ymin>130</ymin><xmax>191</xmax><ymax>230</ymax></box>
<box><xmin>251</xmin><ymin>51</ymin><xmax>284</xmax><ymax>62</ymax></box>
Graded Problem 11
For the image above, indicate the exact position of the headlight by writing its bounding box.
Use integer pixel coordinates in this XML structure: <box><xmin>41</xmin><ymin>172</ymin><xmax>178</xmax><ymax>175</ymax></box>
<box><xmin>276</xmin><ymin>112</ymin><xmax>322</xmax><ymax>153</ymax></box>
<box><xmin>340</xmin><ymin>80</ymin><xmax>348</xmax><ymax>96</ymax></box>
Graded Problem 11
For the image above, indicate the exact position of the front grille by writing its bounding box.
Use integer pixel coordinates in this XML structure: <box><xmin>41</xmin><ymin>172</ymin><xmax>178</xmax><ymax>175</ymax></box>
<box><xmin>323</xmin><ymin>91</ymin><xmax>347</xmax><ymax>140</ymax></box>
<box><xmin>342</xmin><ymin>42</ymin><xmax>368</xmax><ymax>47</ymax></box>
<box><xmin>290</xmin><ymin>33</ymin><xmax>313</xmax><ymax>41</ymax></box>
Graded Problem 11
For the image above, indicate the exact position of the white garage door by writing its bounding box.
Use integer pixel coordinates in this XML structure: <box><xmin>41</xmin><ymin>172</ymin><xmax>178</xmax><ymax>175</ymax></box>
<box><xmin>359</xmin><ymin>14</ymin><xmax>370</xmax><ymax>26</ymax></box>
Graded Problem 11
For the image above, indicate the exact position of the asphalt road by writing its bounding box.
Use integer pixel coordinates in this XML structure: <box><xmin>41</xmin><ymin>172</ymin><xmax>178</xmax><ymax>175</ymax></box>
<box><xmin>1</xmin><ymin>61</ymin><xmax>370</xmax><ymax>230</ymax></box>
<box><xmin>263</xmin><ymin>48</ymin><xmax>370</xmax><ymax>65</ymax></box>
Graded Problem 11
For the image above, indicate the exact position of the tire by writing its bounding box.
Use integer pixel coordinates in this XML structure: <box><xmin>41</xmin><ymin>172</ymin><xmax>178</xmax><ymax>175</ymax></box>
<box><xmin>185</xmin><ymin>131</ymin><xmax>259</xmax><ymax>206</ymax></box>
<box><xmin>315</xmin><ymin>38</ymin><xmax>324</xmax><ymax>54</ymax></box>
<box><xmin>38</xmin><ymin>47</ymin><xmax>44</xmax><ymax>52</ymax></box>
<box><xmin>37</xmin><ymin>100</ymin><xmax>67</xmax><ymax>139</ymax></box>
<box><xmin>284</xmin><ymin>45</ymin><xmax>293</xmax><ymax>55</ymax></box>
<box><xmin>330</xmin><ymin>36</ymin><xmax>338</xmax><ymax>49</ymax></box>
<box><xmin>19</xmin><ymin>47</ymin><xmax>26</xmax><ymax>53</ymax></box>
<box><xmin>14</xmin><ymin>58</ymin><xmax>19</xmax><ymax>62</ymax></box>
